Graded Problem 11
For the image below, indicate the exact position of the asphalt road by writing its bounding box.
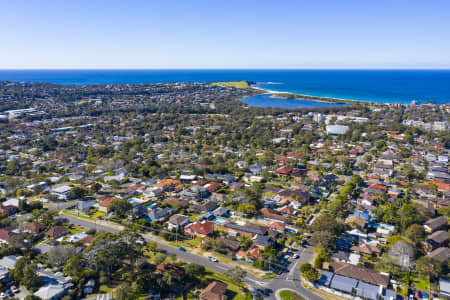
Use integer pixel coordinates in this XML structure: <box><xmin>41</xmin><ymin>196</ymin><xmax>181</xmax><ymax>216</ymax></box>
<box><xmin>60</xmin><ymin>213</ymin><xmax>324</xmax><ymax>300</ymax></box>
<box><xmin>16</xmin><ymin>200</ymin><xmax>79</xmax><ymax>222</ymax></box>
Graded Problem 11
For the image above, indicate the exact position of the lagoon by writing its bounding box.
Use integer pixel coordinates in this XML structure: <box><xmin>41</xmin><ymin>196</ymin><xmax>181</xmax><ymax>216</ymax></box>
<box><xmin>240</xmin><ymin>93</ymin><xmax>348</xmax><ymax>109</ymax></box>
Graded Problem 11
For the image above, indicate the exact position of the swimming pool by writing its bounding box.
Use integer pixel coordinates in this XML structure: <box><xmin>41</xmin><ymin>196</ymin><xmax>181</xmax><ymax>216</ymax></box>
<box><xmin>211</xmin><ymin>217</ymin><xmax>227</xmax><ymax>224</ymax></box>
<box><xmin>128</xmin><ymin>198</ymin><xmax>140</xmax><ymax>203</ymax></box>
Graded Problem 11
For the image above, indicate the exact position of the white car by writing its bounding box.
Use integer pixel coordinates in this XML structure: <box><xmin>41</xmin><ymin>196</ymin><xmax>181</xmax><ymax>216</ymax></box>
<box><xmin>208</xmin><ymin>256</ymin><xmax>218</xmax><ymax>262</ymax></box>
<box><xmin>11</xmin><ymin>286</ymin><xmax>19</xmax><ymax>293</ymax></box>
<box><xmin>0</xmin><ymin>292</ymin><xmax>6</xmax><ymax>299</ymax></box>
<box><xmin>293</xmin><ymin>254</ymin><xmax>300</xmax><ymax>259</ymax></box>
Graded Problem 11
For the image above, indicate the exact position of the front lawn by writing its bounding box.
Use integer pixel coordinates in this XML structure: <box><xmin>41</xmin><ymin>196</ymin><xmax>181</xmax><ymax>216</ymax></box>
<box><xmin>279</xmin><ymin>290</ymin><xmax>305</xmax><ymax>300</ymax></box>
<box><xmin>415</xmin><ymin>276</ymin><xmax>429</xmax><ymax>291</ymax></box>
<box><xmin>262</xmin><ymin>273</ymin><xmax>276</xmax><ymax>279</ymax></box>
<box><xmin>62</xmin><ymin>209</ymin><xmax>96</xmax><ymax>221</ymax></box>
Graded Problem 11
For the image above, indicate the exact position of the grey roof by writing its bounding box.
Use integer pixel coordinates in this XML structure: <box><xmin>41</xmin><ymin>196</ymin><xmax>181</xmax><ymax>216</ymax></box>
<box><xmin>33</xmin><ymin>243</ymin><xmax>54</xmax><ymax>254</ymax></box>
<box><xmin>34</xmin><ymin>284</ymin><xmax>68</xmax><ymax>299</ymax></box>
<box><xmin>148</xmin><ymin>207</ymin><xmax>173</xmax><ymax>221</ymax></box>
<box><xmin>330</xmin><ymin>274</ymin><xmax>358</xmax><ymax>293</ymax></box>
<box><xmin>212</xmin><ymin>206</ymin><xmax>229</xmax><ymax>217</ymax></box>
<box><xmin>254</xmin><ymin>234</ymin><xmax>273</xmax><ymax>246</ymax></box>
<box><xmin>439</xmin><ymin>278</ymin><xmax>450</xmax><ymax>296</ymax></box>
<box><xmin>331</xmin><ymin>251</ymin><xmax>350</xmax><ymax>261</ymax></box>
<box><xmin>326</xmin><ymin>125</ymin><xmax>349</xmax><ymax>135</ymax></box>
<box><xmin>78</xmin><ymin>201</ymin><xmax>96</xmax><ymax>210</ymax></box>
<box><xmin>356</xmin><ymin>281</ymin><xmax>379</xmax><ymax>300</ymax></box>
<box><xmin>428</xmin><ymin>247</ymin><xmax>450</xmax><ymax>263</ymax></box>
<box><xmin>0</xmin><ymin>255</ymin><xmax>21</xmax><ymax>270</ymax></box>
<box><xmin>425</xmin><ymin>216</ymin><xmax>448</xmax><ymax>230</ymax></box>
<box><xmin>318</xmin><ymin>270</ymin><xmax>334</xmax><ymax>286</ymax></box>
<box><xmin>381</xmin><ymin>289</ymin><xmax>398</xmax><ymax>300</ymax></box>
<box><xmin>224</xmin><ymin>223</ymin><xmax>261</xmax><ymax>235</ymax></box>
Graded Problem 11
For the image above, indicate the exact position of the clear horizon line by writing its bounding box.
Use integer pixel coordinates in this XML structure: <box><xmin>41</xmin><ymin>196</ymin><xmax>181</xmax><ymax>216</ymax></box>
<box><xmin>1</xmin><ymin>66</ymin><xmax>450</xmax><ymax>71</ymax></box>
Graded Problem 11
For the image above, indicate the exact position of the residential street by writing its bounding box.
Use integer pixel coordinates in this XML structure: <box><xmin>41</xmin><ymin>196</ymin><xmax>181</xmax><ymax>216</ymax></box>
<box><xmin>60</xmin><ymin>213</ymin><xmax>324</xmax><ymax>300</ymax></box>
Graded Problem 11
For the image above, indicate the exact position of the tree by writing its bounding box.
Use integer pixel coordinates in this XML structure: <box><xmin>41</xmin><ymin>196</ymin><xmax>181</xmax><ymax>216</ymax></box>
<box><xmin>404</xmin><ymin>224</ymin><xmax>426</xmax><ymax>245</ymax></box>
<box><xmin>22</xmin><ymin>264</ymin><xmax>43</xmax><ymax>291</ymax></box>
<box><xmin>313</xmin><ymin>247</ymin><xmax>330</xmax><ymax>269</ymax></box>
<box><xmin>225</xmin><ymin>266</ymin><xmax>246</xmax><ymax>286</ymax></box>
<box><xmin>153</xmin><ymin>253</ymin><xmax>166</xmax><ymax>266</ymax></box>
<box><xmin>69</xmin><ymin>186</ymin><xmax>87</xmax><ymax>200</ymax></box>
<box><xmin>310</xmin><ymin>231</ymin><xmax>336</xmax><ymax>250</ymax></box>
<box><xmin>415</xmin><ymin>256</ymin><xmax>444</xmax><ymax>296</ymax></box>
<box><xmin>415</xmin><ymin>256</ymin><xmax>444</xmax><ymax>280</ymax></box>
<box><xmin>237</xmin><ymin>235</ymin><xmax>252</xmax><ymax>249</ymax></box>
<box><xmin>90</xmin><ymin>182</ymin><xmax>102</xmax><ymax>193</ymax></box>
<box><xmin>310</xmin><ymin>213</ymin><xmax>343</xmax><ymax>236</ymax></box>
<box><xmin>116</xmin><ymin>283</ymin><xmax>136</xmax><ymax>300</ymax></box>
<box><xmin>110</xmin><ymin>198</ymin><xmax>132</xmax><ymax>217</ymax></box>
<box><xmin>120</xmin><ymin>228</ymin><xmax>146</xmax><ymax>267</ymax></box>
<box><xmin>47</xmin><ymin>245</ymin><xmax>78</xmax><ymax>266</ymax></box>
<box><xmin>147</xmin><ymin>241</ymin><xmax>157</xmax><ymax>252</ymax></box>
<box><xmin>185</xmin><ymin>263</ymin><xmax>205</xmax><ymax>278</ymax></box>
<box><xmin>300</xmin><ymin>263</ymin><xmax>319</xmax><ymax>282</ymax></box>
<box><xmin>237</xmin><ymin>204</ymin><xmax>257</xmax><ymax>217</ymax></box>
<box><xmin>24</xmin><ymin>295</ymin><xmax>42</xmax><ymax>300</ymax></box>
<box><xmin>63</xmin><ymin>254</ymin><xmax>84</xmax><ymax>278</ymax></box>
<box><xmin>10</xmin><ymin>257</ymin><xmax>29</xmax><ymax>281</ymax></box>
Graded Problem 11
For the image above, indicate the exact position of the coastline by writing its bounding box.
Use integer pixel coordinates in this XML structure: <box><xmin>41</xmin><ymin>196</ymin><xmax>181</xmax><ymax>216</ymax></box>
<box><xmin>249</xmin><ymin>84</ymin><xmax>365</xmax><ymax>105</ymax></box>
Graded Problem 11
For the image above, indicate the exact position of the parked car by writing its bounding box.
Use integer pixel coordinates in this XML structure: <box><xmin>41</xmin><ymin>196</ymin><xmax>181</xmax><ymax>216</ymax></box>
<box><xmin>178</xmin><ymin>247</ymin><xmax>186</xmax><ymax>252</ymax></box>
<box><xmin>293</xmin><ymin>254</ymin><xmax>300</xmax><ymax>259</ymax></box>
<box><xmin>11</xmin><ymin>286</ymin><xmax>19</xmax><ymax>294</ymax></box>
<box><xmin>0</xmin><ymin>292</ymin><xmax>6</xmax><ymax>299</ymax></box>
<box><xmin>6</xmin><ymin>289</ymin><xmax>13</xmax><ymax>297</ymax></box>
<box><xmin>208</xmin><ymin>256</ymin><xmax>218</xmax><ymax>262</ymax></box>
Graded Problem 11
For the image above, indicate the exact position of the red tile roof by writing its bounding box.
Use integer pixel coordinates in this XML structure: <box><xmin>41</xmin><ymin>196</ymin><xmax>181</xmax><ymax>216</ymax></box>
<box><xmin>185</xmin><ymin>221</ymin><xmax>214</xmax><ymax>236</ymax></box>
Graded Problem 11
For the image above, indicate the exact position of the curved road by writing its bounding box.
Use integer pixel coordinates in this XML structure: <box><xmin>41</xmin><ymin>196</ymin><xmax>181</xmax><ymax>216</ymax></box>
<box><xmin>60</xmin><ymin>213</ymin><xmax>324</xmax><ymax>300</ymax></box>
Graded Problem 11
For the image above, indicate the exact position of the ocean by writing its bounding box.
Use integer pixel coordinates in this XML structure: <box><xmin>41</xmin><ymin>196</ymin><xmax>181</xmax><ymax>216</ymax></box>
<box><xmin>0</xmin><ymin>69</ymin><xmax>449</xmax><ymax>104</ymax></box>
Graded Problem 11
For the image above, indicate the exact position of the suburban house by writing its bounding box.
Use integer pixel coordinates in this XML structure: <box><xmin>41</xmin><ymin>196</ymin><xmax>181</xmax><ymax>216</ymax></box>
<box><xmin>50</xmin><ymin>184</ymin><xmax>72</xmax><ymax>200</ymax></box>
<box><xmin>19</xmin><ymin>221</ymin><xmax>44</xmax><ymax>234</ymax></box>
<box><xmin>324</xmin><ymin>261</ymin><xmax>389</xmax><ymax>288</ymax></box>
<box><xmin>275</xmin><ymin>165</ymin><xmax>293</xmax><ymax>177</ymax></box>
<box><xmin>148</xmin><ymin>207</ymin><xmax>173</xmax><ymax>222</ymax></box>
<box><xmin>98</xmin><ymin>198</ymin><xmax>114</xmax><ymax>213</ymax></box>
<box><xmin>0</xmin><ymin>229</ymin><xmax>14</xmax><ymax>244</ymax></box>
<box><xmin>45</xmin><ymin>226</ymin><xmax>69</xmax><ymax>239</ymax></box>
<box><xmin>424</xmin><ymin>216</ymin><xmax>448</xmax><ymax>233</ymax></box>
<box><xmin>184</xmin><ymin>221</ymin><xmax>214</xmax><ymax>238</ymax></box>
<box><xmin>350</xmin><ymin>242</ymin><xmax>382</xmax><ymax>258</ymax></box>
<box><xmin>167</xmin><ymin>214</ymin><xmax>190</xmax><ymax>230</ymax></box>
<box><xmin>259</xmin><ymin>207</ymin><xmax>286</xmax><ymax>223</ymax></box>
<box><xmin>428</xmin><ymin>247</ymin><xmax>450</xmax><ymax>263</ymax></box>
<box><xmin>422</xmin><ymin>230</ymin><xmax>449</xmax><ymax>253</ymax></box>
<box><xmin>223</xmin><ymin>223</ymin><xmax>266</xmax><ymax>237</ymax></box>
<box><xmin>253</xmin><ymin>234</ymin><xmax>274</xmax><ymax>250</ymax></box>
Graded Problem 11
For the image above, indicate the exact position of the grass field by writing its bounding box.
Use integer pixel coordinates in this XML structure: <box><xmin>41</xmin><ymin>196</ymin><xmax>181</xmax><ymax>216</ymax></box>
<box><xmin>415</xmin><ymin>276</ymin><xmax>429</xmax><ymax>291</ymax></box>
<box><xmin>62</xmin><ymin>210</ymin><xmax>96</xmax><ymax>221</ymax></box>
<box><xmin>214</xmin><ymin>81</ymin><xmax>249</xmax><ymax>88</ymax></box>
<box><xmin>279</xmin><ymin>290</ymin><xmax>305</xmax><ymax>300</ymax></box>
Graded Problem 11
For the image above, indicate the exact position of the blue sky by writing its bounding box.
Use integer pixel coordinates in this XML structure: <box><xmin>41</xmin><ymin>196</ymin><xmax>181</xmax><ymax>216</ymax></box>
<box><xmin>1</xmin><ymin>0</ymin><xmax>449</xmax><ymax>69</ymax></box>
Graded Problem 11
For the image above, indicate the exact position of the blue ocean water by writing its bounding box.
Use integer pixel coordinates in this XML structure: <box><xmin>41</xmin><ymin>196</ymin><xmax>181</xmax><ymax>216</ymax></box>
<box><xmin>0</xmin><ymin>69</ymin><xmax>449</xmax><ymax>104</ymax></box>
<box><xmin>240</xmin><ymin>94</ymin><xmax>347</xmax><ymax>109</ymax></box>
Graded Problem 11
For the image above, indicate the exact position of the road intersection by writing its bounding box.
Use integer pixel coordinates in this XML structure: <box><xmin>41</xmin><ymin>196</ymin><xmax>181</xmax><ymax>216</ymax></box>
<box><xmin>60</xmin><ymin>212</ymin><xmax>324</xmax><ymax>300</ymax></box>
